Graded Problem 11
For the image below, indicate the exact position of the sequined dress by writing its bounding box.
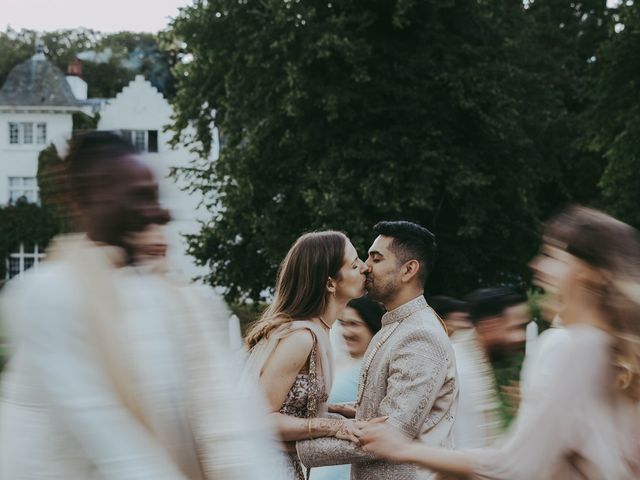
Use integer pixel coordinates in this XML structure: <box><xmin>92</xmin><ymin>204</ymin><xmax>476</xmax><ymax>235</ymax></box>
<box><xmin>278</xmin><ymin>331</ymin><xmax>327</xmax><ymax>480</ymax></box>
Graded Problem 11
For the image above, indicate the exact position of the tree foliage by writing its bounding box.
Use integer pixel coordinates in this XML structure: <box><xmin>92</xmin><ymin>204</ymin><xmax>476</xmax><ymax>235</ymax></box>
<box><xmin>0</xmin><ymin>201</ymin><xmax>60</xmax><ymax>282</ymax></box>
<box><xmin>0</xmin><ymin>27</ymin><xmax>176</xmax><ymax>98</ymax></box>
<box><xmin>168</xmin><ymin>0</ymin><xmax>619</xmax><ymax>302</ymax></box>
<box><xmin>585</xmin><ymin>3</ymin><xmax>640</xmax><ymax>228</ymax></box>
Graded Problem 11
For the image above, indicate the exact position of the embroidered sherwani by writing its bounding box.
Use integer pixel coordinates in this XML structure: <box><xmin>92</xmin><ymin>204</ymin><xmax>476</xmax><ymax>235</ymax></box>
<box><xmin>297</xmin><ymin>296</ymin><xmax>458</xmax><ymax>479</ymax></box>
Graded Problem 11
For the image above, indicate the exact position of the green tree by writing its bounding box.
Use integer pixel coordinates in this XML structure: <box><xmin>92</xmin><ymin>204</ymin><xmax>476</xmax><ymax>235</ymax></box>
<box><xmin>168</xmin><ymin>0</ymin><xmax>613</xmax><ymax>302</ymax></box>
<box><xmin>0</xmin><ymin>28</ymin><xmax>176</xmax><ymax>98</ymax></box>
<box><xmin>0</xmin><ymin>28</ymin><xmax>34</xmax><ymax>87</ymax></box>
<box><xmin>586</xmin><ymin>3</ymin><xmax>640</xmax><ymax>227</ymax></box>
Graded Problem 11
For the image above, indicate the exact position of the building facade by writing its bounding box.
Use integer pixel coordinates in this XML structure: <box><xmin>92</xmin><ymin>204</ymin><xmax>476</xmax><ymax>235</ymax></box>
<box><xmin>0</xmin><ymin>51</ymin><xmax>213</xmax><ymax>280</ymax></box>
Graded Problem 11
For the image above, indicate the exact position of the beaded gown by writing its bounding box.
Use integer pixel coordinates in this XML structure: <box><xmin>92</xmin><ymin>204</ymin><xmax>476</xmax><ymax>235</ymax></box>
<box><xmin>278</xmin><ymin>331</ymin><xmax>328</xmax><ymax>480</ymax></box>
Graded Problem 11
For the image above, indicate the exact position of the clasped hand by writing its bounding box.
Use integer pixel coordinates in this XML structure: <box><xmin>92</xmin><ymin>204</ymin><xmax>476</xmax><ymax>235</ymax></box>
<box><xmin>334</xmin><ymin>416</ymin><xmax>387</xmax><ymax>444</ymax></box>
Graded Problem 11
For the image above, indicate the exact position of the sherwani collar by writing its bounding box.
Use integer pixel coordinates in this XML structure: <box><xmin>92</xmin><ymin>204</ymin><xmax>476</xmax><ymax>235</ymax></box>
<box><xmin>381</xmin><ymin>295</ymin><xmax>427</xmax><ymax>326</ymax></box>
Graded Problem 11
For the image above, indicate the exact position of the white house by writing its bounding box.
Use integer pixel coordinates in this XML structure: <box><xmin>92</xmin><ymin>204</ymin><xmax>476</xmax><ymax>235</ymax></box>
<box><xmin>0</xmin><ymin>48</ymin><xmax>84</xmax><ymax>278</ymax></box>
<box><xmin>0</xmin><ymin>52</ymin><xmax>214</xmax><ymax>281</ymax></box>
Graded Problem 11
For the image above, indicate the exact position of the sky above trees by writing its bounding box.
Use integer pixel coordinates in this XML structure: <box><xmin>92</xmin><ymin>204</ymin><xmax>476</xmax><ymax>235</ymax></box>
<box><xmin>0</xmin><ymin>0</ymin><xmax>190</xmax><ymax>33</ymax></box>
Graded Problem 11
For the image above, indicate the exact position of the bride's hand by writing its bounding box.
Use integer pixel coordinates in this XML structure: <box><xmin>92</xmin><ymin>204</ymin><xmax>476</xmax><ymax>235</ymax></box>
<box><xmin>360</xmin><ymin>423</ymin><xmax>410</xmax><ymax>461</ymax></box>
<box><xmin>334</xmin><ymin>416</ymin><xmax>387</xmax><ymax>444</ymax></box>
<box><xmin>333</xmin><ymin>419</ymin><xmax>362</xmax><ymax>443</ymax></box>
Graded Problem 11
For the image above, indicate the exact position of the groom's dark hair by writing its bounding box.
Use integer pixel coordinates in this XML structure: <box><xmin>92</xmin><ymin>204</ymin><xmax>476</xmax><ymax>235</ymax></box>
<box><xmin>373</xmin><ymin>221</ymin><xmax>436</xmax><ymax>286</ymax></box>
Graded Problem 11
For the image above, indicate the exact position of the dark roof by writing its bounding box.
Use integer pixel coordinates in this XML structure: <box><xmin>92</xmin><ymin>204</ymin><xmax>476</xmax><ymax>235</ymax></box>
<box><xmin>0</xmin><ymin>54</ymin><xmax>82</xmax><ymax>108</ymax></box>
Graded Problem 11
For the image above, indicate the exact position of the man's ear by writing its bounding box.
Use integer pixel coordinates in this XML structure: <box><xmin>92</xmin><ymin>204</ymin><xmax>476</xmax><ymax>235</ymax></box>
<box><xmin>401</xmin><ymin>259</ymin><xmax>420</xmax><ymax>283</ymax></box>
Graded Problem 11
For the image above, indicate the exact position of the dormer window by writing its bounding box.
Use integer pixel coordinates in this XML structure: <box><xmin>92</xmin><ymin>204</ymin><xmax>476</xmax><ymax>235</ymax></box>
<box><xmin>8</xmin><ymin>122</ymin><xmax>47</xmax><ymax>145</ymax></box>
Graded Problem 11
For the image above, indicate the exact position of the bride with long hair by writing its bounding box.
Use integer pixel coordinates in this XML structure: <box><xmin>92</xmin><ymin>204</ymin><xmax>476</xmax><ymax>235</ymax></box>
<box><xmin>361</xmin><ymin>206</ymin><xmax>640</xmax><ymax>479</ymax></box>
<box><xmin>243</xmin><ymin>230</ymin><xmax>381</xmax><ymax>479</ymax></box>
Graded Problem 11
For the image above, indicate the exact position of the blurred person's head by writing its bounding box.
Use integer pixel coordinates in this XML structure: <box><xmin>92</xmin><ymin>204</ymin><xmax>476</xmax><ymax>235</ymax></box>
<box><xmin>465</xmin><ymin>287</ymin><xmax>529</xmax><ymax>356</ymax></box>
<box><xmin>365</xmin><ymin>221</ymin><xmax>436</xmax><ymax>310</ymax></box>
<box><xmin>125</xmin><ymin>223</ymin><xmax>169</xmax><ymax>270</ymax></box>
<box><xmin>429</xmin><ymin>296</ymin><xmax>470</xmax><ymax>335</ymax></box>
<box><xmin>246</xmin><ymin>231</ymin><xmax>367</xmax><ymax>349</ymax></box>
<box><xmin>338</xmin><ymin>296</ymin><xmax>385</xmax><ymax>358</ymax></box>
<box><xmin>66</xmin><ymin>131</ymin><xmax>169</xmax><ymax>253</ymax></box>
<box><xmin>530</xmin><ymin>205</ymin><xmax>640</xmax><ymax>401</ymax></box>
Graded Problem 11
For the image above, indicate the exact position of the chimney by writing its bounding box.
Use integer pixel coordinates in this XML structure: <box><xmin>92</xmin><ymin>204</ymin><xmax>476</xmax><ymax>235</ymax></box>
<box><xmin>67</xmin><ymin>59</ymin><xmax>83</xmax><ymax>78</ymax></box>
<box><xmin>66</xmin><ymin>59</ymin><xmax>88</xmax><ymax>100</ymax></box>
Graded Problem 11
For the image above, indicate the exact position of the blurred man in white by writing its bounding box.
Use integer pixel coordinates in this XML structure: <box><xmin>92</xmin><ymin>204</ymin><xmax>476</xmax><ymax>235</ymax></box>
<box><xmin>450</xmin><ymin>288</ymin><xmax>529</xmax><ymax>448</ymax></box>
<box><xmin>0</xmin><ymin>132</ymin><xmax>283</xmax><ymax>480</ymax></box>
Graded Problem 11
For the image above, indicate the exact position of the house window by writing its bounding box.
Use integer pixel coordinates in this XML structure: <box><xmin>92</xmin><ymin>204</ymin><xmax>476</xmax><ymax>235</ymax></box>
<box><xmin>23</xmin><ymin>123</ymin><xmax>33</xmax><ymax>144</ymax></box>
<box><xmin>147</xmin><ymin>130</ymin><xmax>158</xmax><ymax>153</ymax></box>
<box><xmin>9</xmin><ymin>123</ymin><xmax>19</xmax><ymax>144</ymax></box>
<box><xmin>133</xmin><ymin>130</ymin><xmax>146</xmax><ymax>151</ymax></box>
<box><xmin>6</xmin><ymin>243</ymin><xmax>45</xmax><ymax>279</ymax></box>
<box><xmin>120</xmin><ymin>129</ymin><xmax>159</xmax><ymax>153</ymax></box>
<box><xmin>36</xmin><ymin>123</ymin><xmax>47</xmax><ymax>144</ymax></box>
<box><xmin>7</xmin><ymin>122</ymin><xmax>46</xmax><ymax>145</ymax></box>
<box><xmin>8</xmin><ymin>177</ymin><xmax>39</xmax><ymax>204</ymax></box>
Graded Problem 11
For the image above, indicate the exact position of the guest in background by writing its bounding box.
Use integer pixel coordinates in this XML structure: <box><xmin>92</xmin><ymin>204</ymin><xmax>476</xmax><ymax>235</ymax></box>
<box><xmin>429</xmin><ymin>296</ymin><xmax>470</xmax><ymax>335</ymax></box>
<box><xmin>449</xmin><ymin>288</ymin><xmax>528</xmax><ymax>448</ymax></box>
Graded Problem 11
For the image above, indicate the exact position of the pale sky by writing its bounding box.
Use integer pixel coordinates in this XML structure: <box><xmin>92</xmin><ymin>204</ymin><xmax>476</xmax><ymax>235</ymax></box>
<box><xmin>0</xmin><ymin>0</ymin><xmax>193</xmax><ymax>33</ymax></box>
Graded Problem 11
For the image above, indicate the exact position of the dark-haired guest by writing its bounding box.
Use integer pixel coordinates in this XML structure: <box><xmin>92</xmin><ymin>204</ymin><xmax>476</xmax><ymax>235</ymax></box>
<box><xmin>448</xmin><ymin>288</ymin><xmax>528</xmax><ymax>449</ymax></box>
<box><xmin>297</xmin><ymin>221</ymin><xmax>458</xmax><ymax>480</ymax></box>
<box><xmin>429</xmin><ymin>296</ymin><xmax>470</xmax><ymax>335</ymax></box>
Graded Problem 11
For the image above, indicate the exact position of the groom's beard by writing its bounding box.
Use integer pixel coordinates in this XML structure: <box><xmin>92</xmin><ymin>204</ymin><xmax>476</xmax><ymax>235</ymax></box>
<box><xmin>365</xmin><ymin>275</ymin><xmax>398</xmax><ymax>305</ymax></box>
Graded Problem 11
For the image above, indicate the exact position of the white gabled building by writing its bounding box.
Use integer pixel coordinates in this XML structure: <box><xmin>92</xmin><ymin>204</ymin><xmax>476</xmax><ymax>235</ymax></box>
<box><xmin>0</xmin><ymin>48</ymin><xmax>84</xmax><ymax>278</ymax></box>
<box><xmin>97</xmin><ymin>74</ymin><xmax>210</xmax><ymax>279</ymax></box>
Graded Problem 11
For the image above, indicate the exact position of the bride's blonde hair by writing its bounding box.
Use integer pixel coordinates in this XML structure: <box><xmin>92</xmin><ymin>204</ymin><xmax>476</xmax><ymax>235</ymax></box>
<box><xmin>245</xmin><ymin>231</ymin><xmax>347</xmax><ymax>349</ymax></box>
<box><xmin>544</xmin><ymin>205</ymin><xmax>640</xmax><ymax>401</ymax></box>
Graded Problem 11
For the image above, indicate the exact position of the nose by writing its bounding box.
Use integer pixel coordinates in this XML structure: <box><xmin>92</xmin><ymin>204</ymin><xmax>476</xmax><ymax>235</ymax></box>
<box><xmin>364</xmin><ymin>257</ymin><xmax>374</xmax><ymax>270</ymax></box>
<box><xmin>361</xmin><ymin>262</ymin><xmax>371</xmax><ymax>274</ymax></box>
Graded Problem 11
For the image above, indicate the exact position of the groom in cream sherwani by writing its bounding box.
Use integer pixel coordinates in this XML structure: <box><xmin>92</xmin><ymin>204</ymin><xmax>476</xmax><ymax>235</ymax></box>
<box><xmin>297</xmin><ymin>221</ymin><xmax>458</xmax><ymax>479</ymax></box>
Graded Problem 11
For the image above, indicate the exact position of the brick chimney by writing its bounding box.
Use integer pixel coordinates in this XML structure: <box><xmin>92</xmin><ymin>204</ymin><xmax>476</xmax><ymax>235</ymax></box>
<box><xmin>67</xmin><ymin>59</ymin><xmax>83</xmax><ymax>78</ymax></box>
<box><xmin>66</xmin><ymin>59</ymin><xmax>87</xmax><ymax>100</ymax></box>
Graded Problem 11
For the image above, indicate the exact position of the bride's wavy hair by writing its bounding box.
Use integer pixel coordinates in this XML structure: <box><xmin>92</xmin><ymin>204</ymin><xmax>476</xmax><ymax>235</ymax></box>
<box><xmin>245</xmin><ymin>231</ymin><xmax>347</xmax><ymax>349</ymax></box>
<box><xmin>544</xmin><ymin>205</ymin><xmax>640</xmax><ymax>401</ymax></box>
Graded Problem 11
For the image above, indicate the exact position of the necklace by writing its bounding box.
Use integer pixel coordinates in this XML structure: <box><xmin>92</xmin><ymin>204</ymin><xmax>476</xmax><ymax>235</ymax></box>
<box><xmin>318</xmin><ymin>316</ymin><xmax>331</xmax><ymax>330</ymax></box>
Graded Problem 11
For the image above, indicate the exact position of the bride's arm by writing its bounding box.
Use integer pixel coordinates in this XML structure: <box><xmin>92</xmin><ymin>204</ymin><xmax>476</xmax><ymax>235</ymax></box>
<box><xmin>259</xmin><ymin>329</ymin><xmax>359</xmax><ymax>442</ymax></box>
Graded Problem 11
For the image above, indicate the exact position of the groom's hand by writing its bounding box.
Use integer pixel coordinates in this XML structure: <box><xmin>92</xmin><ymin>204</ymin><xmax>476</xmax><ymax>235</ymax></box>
<box><xmin>327</xmin><ymin>403</ymin><xmax>357</xmax><ymax>418</ymax></box>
